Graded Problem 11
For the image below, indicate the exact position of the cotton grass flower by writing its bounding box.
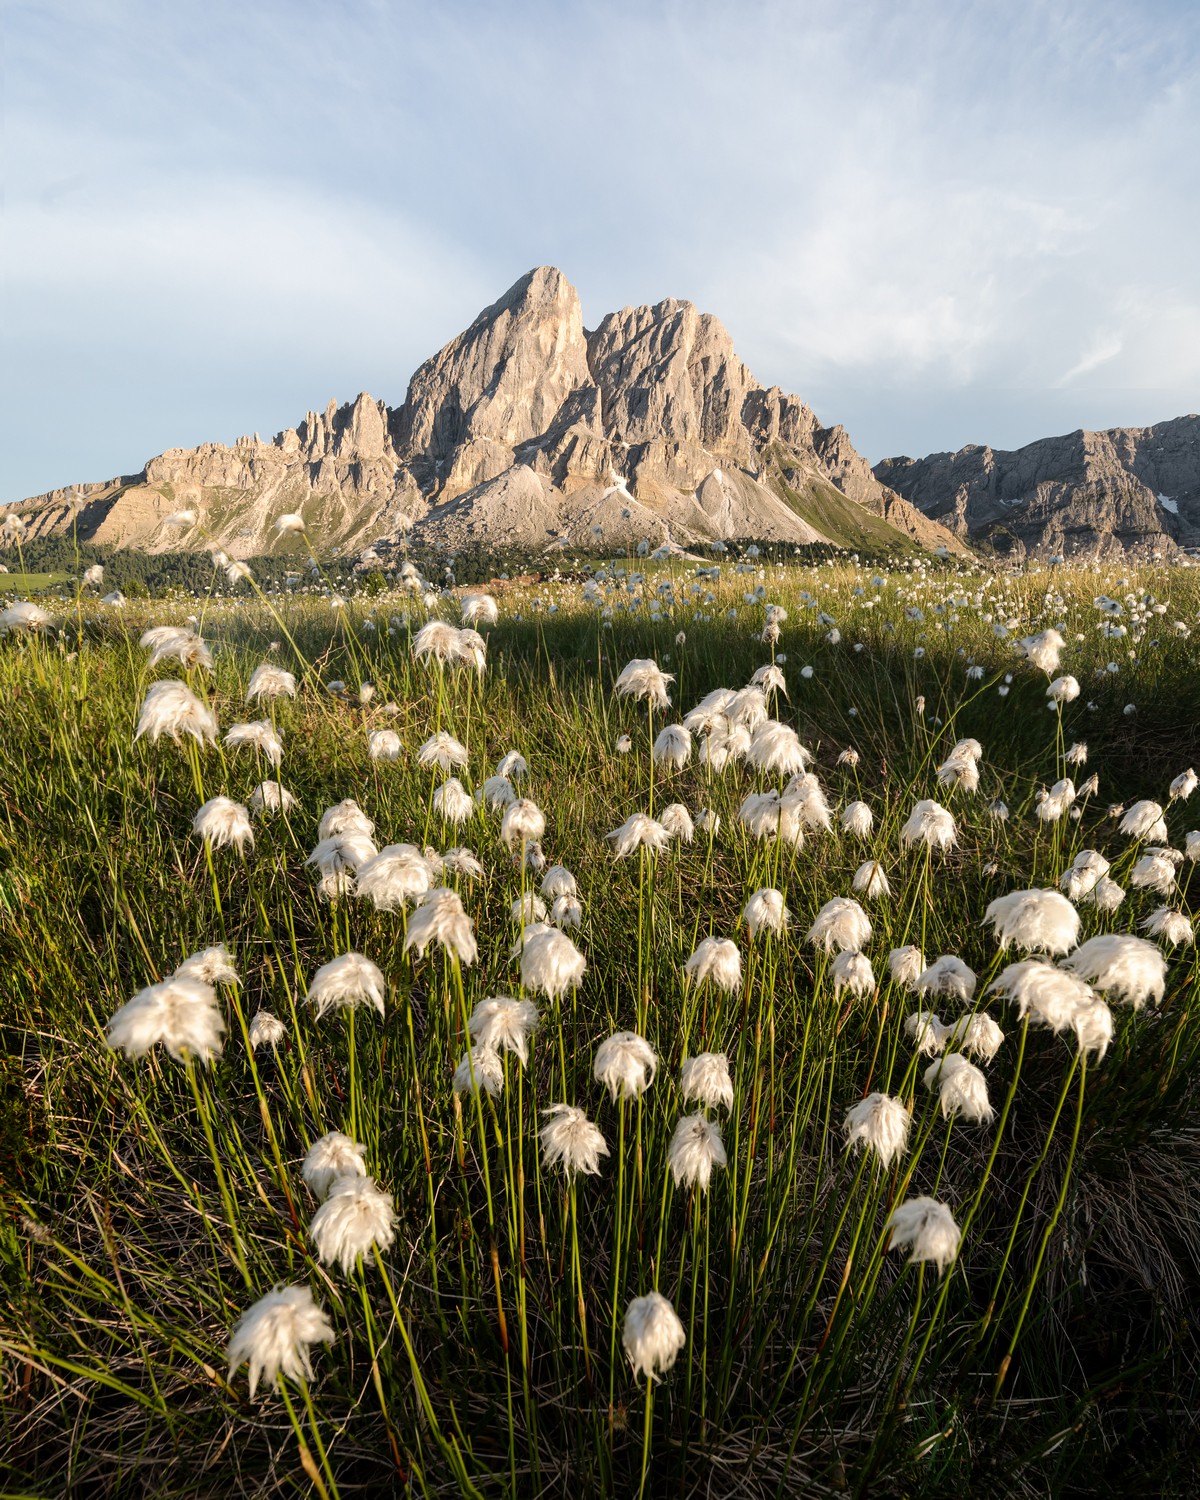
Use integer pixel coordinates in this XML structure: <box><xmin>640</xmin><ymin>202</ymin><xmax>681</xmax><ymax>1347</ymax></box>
<box><xmin>832</xmin><ymin>950</ymin><xmax>875</xmax><ymax>997</ymax></box>
<box><xmin>1017</xmin><ymin>627</ymin><xmax>1065</xmax><ymax>674</ymax></box>
<box><xmin>306</xmin><ymin>831</ymin><xmax>377</xmax><ymax>898</ymax></box>
<box><xmin>248</xmin><ymin>780</ymin><xmax>297</xmax><ymax>816</ymax></box>
<box><xmin>134</xmin><ymin>680</ymin><xmax>218</xmax><ymax>747</ymax></box>
<box><xmin>246</xmin><ymin>663</ymin><xmax>296</xmax><ymax>702</ymax></box>
<box><xmin>745</xmin><ymin>720</ymin><xmax>809</xmax><ymax>776</ymax></box>
<box><xmin>852</xmin><ymin>860</ymin><xmax>890</xmax><ymax>899</ymax></box>
<box><xmin>174</xmin><ymin>944</ymin><xmax>239</xmax><ymax>986</ymax></box>
<box><xmin>782</xmin><ymin>772</ymin><xmax>833</xmax><ymax>832</ymax></box>
<box><xmin>318</xmin><ymin>799</ymin><xmax>374</xmax><ymax>840</ymax></box>
<box><xmin>659</xmin><ymin>803</ymin><xmax>695</xmax><ymax>842</ymax></box>
<box><xmin>1</xmin><ymin>601</ymin><xmax>55</xmax><ymax>633</ymax></box>
<box><xmin>888</xmin><ymin>945</ymin><xmax>925</xmax><ymax>989</ymax></box>
<box><xmin>614</xmin><ymin>658</ymin><xmax>673</xmax><ymax>711</ymax></box>
<box><xmin>452</xmin><ymin>1044</ymin><xmax>504</xmax><ymax>1097</ymax></box>
<box><xmin>308</xmin><ymin>1174</ymin><xmax>396</xmax><ymax>1273</ymax></box>
<box><xmin>984</xmin><ymin>889</ymin><xmax>1080</xmax><ymax>955</ymax></box>
<box><xmin>433</xmin><ymin>777</ymin><xmax>474</xmax><ymax>825</ymax></box>
<box><xmin>1036</xmin><ymin>779</ymin><xmax>1076</xmax><ymax>822</ymax></box>
<box><xmin>916</xmin><ymin>954</ymin><xmax>977</xmax><ymax>1003</ymax></box>
<box><xmin>511</xmin><ymin>892</ymin><xmax>548</xmax><ymax>925</ymax></box>
<box><xmin>540</xmin><ymin>865</ymin><xmax>577</xmax><ymax>900</ymax></box>
<box><xmin>192</xmin><ymin>797</ymin><xmax>254</xmax><ymax>856</ymax></box>
<box><xmin>1130</xmin><ymin>852</ymin><xmax>1178</xmax><ymax>896</ymax></box>
<box><xmin>306</xmin><ymin>952</ymin><xmax>386</xmax><ymax>1019</ymax></box>
<box><xmin>683</xmin><ymin>936</ymin><xmax>742</xmax><ymax>992</ymax></box>
<box><xmin>679</xmin><ymin>1053</ymin><xmax>734</xmax><ymax>1112</ymax></box>
<box><xmin>368</xmin><ymin>729</ymin><xmax>402</xmax><ymax>762</ymax></box>
<box><xmin>1047</xmin><ymin>674</ymin><xmax>1080</xmax><ymax>705</ymax></box>
<box><xmin>900</xmin><ymin>798</ymin><xmax>957</xmax><ymax>851</ymax></box>
<box><xmin>224</xmin><ymin>720</ymin><xmax>283</xmax><ymax>767</ymax></box>
<box><xmin>405</xmin><ymin>888</ymin><xmax>477</xmax><ymax>965</ymax></box>
<box><xmin>443</xmin><ymin>847</ymin><xmax>484</xmax><ymax>879</ymax></box>
<box><xmin>461</xmin><ymin>593</ymin><xmax>499</xmax><ymax>627</ymax></box>
<box><xmin>989</xmin><ymin>959</ymin><xmax>1095</xmax><ymax>1032</ymax></box>
<box><xmin>941</xmin><ymin>1013</ymin><xmax>1005</xmax><ymax>1063</ymax></box>
<box><xmin>840</xmin><ymin>800</ymin><xmax>873</xmax><ymax>838</ymax></box>
<box><xmin>1170</xmin><ymin>768</ymin><xmax>1198</xmax><ymax>801</ymax></box>
<box><xmin>652</xmin><ymin>724</ymin><xmax>692</xmax><ymax>769</ymax></box>
<box><xmin>623</xmin><ymin>1292</ymin><xmax>686</xmax><ymax>1382</ymax></box>
<box><xmin>540</xmin><ymin>1104</ymin><xmax>608</xmax><ymax>1176</ymax></box>
<box><xmin>500</xmin><ymin>798</ymin><xmax>545</xmax><ymax>849</ymax></box>
<box><xmin>354</xmin><ymin>845</ymin><xmax>434</xmax><ymax>910</ymax></box>
<box><xmin>227</xmin><ymin>1285</ymin><xmax>334</xmax><ymax>1398</ymax></box>
<box><xmin>301</xmin><ymin>1132</ymin><xmax>368</xmax><ymax>1200</ymax></box>
<box><xmin>667</xmin><ymin>1114</ymin><xmax>727</xmax><ymax>1192</ymax></box>
<box><xmin>1120</xmin><ymin>799</ymin><xmax>1169</xmax><ymax>843</ymax></box>
<box><xmin>477</xmin><ymin>774</ymin><xmax>516</xmax><ymax>810</ymax></box>
<box><xmin>885</xmin><ymin>1197</ymin><xmax>961</xmax><ymax>1275</ymax></box>
<box><xmin>1061</xmin><ymin>934</ymin><xmax>1167</xmax><ymax>1008</ymax></box>
<box><xmin>743</xmin><ymin>887</ymin><xmax>789</xmax><ymax>939</ymax></box>
<box><xmin>496</xmin><ymin>750</ymin><xmax>528</xmax><ymax>780</ymax></box>
<box><xmin>140</xmin><ymin>625</ymin><xmax>213</xmax><ymax>672</ymax></box>
<box><xmin>606</xmin><ymin>812</ymin><xmax>670</xmax><ymax>858</ymax></box>
<box><xmin>1060</xmin><ymin>850</ymin><xmax>1110</xmax><ymax>901</ymax></box>
<box><xmin>738</xmin><ymin>791</ymin><xmax>801</xmax><ymax>846</ymax></box>
<box><xmin>807</xmin><ymin>896</ymin><xmax>871</xmax><ymax>954</ymax></box>
<box><xmin>519</xmin><ymin>925</ymin><xmax>585</xmax><ymax>998</ymax></box>
<box><xmin>105</xmin><ymin>974</ymin><xmax>225</xmax><ymax>1064</ymax></box>
<box><xmin>594</xmin><ymin>1031</ymin><xmax>657</xmax><ymax>1101</ymax></box>
<box><xmin>469</xmin><ymin>996</ymin><xmax>539</xmax><ymax>1065</ymax></box>
<box><xmin>904</xmin><ymin>1009</ymin><xmax>949</xmax><ymax>1056</ymax></box>
<box><xmin>844</xmin><ymin>1093</ymin><xmax>911</xmax><ymax>1168</ymax></box>
<box><xmin>248</xmin><ymin>1010</ymin><xmax>287</xmax><ymax>1052</ymax></box>
<box><xmin>417</xmin><ymin>731</ymin><xmax>469</xmax><ymax>772</ymax></box>
<box><xmin>924</xmin><ymin>1053</ymin><xmax>994</xmax><ymax>1122</ymax></box>
<box><xmin>1141</xmin><ymin>907</ymin><xmax>1194</xmax><ymax>947</ymax></box>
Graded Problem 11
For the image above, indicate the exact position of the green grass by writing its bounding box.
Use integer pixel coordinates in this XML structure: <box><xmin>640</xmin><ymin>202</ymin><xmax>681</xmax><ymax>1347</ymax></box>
<box><xmin>0</xmin><ymin>570</ymin><xmax>70</xmax><ymax>593</ymax></box>
<box><xmin>2</xmin><ymin>558</ymin><xmax>1199</xmax><ymax>1497</ymax></box>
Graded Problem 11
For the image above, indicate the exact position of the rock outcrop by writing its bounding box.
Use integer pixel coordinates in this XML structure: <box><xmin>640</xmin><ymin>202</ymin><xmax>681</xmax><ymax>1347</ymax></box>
<box><xmin>875</xmin><ymin>416</ymin><xmax>1200</xmax><ymax>560</ymax></box>
<box><xmin>13</xmin><ymin>266</ymin><xmax>967</xmax><ymax>560</ymax></box>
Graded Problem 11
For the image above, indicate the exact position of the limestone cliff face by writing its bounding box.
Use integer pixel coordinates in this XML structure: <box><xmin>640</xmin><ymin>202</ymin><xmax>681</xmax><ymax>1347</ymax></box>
<box><xmin>14</xmin><ymin>266</ymin><xmax>966</xmax><ymax>559</ymax></box>
<box><xmin>874</xmin><ymin>416</ymin><xmax>1200</xmax><ymax>559</ymax></box>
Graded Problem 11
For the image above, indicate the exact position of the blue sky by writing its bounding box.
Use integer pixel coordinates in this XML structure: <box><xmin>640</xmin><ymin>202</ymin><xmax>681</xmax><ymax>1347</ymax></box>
<box><xmin>4</xmin><ymin>0</ymin><xmax>1199</xmax><ymax>501</ymax></box>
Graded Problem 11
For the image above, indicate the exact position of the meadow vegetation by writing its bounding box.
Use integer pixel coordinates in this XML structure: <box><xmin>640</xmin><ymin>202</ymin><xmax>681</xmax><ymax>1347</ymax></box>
<box><xmin>2</xmin><ymin>548</ymin><xmax>1200</xmax><ymax>1497</ymax></box>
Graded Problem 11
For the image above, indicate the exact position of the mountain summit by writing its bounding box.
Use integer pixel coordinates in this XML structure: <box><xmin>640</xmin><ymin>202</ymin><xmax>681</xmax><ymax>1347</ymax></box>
<box><xmin>16</xmin><ymin>266</ymin><xmax>961</xmax><ymax>558</ymax></box>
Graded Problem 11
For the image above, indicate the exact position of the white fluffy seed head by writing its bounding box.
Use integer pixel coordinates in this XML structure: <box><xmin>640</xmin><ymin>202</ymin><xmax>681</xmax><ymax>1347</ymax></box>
<box><xmin>887</xmin><ymin>945</ymin><xmax>925</xmax><ymax>989</ymax></box>
<box><xmin>984</xmin><ymin>889</ymin><xmax>1080</xmax><ymax>955</ymax></box>
<box><xmin>666</xmin><ymin>1114</ymin><xmax>727</xmax><ymax>1192</ymax></box>
<box><xmin>134</xmin><ymin>680</ymin><xmax>219</xmax><ymax>747</ymax></box>
<box><xmin>900</xmin><ymin>798</ymin><xmax>957</xmax><ymax>851</ymax></box>
<box><xmin>660</xmin><ymin>803</ymin><xmax>695</xmax><ymax>843</ymax></box>
<box><xmin>915</xmin><ymin>954</ymin><xmax>977</xmax><ymax>1004</ymax></box>
<box><xmin>452</xmin><ymin>1043</ymin><xmax>504</xmax><ymax>1097</ymax></box>
<box><xmin>248</xmin><ymin>1010</ymin><xmax>287</xmax><ymax>1052</ymax></box>
<box><xmin>193</xmin><ymin>796</ymin><xmax>255</xmax><ymax>856</ymax></box>
<box><xmin>248</xmin><ymin>780</ymin><xmax>298</xmax><ymax>816</ymax></box>
<box><xmin>622</xmin><ymin>1291</ymin><xmax>686</xmax><ymax>1381</ymax></box>
<box><xmin>519</xmin><ymin>925</ymin><xmax>586</xmax><ymax>999</ymax></box>
<box><xmin>831</xmin><ymin>949</ymin><xmax>876</xmax><ymax>997</ymax></box>
<box><xmin>227</xmin><ymin>1284</ymin><xmax>334</xmax><ymax>1398</ymax></box>
<box><xmin>1140</xmin><ymin>907</ymin><xmax>1195</xmax><ymax>948</ymax></box>
<box><xmin>417</xmin><ymin>731</ymin><xmax>470</xmax><ymax>772</ymax></box>
<box><xmin>844</xmin><ymin>1092</ymin><xmax>911</xmax><ymax>1168</ymax></box>
<box><xmin>594</xmin><ymin>1031</ymin><xmax>657</xmax><ymax>1102</ymax></box>
<box><xmin>652</xmin><ymin>724</ymin><xmax>692</xmax><ymax>770</ymax></box>
<box><xmin>743</xmin><ymin>887</ymin><xmax>789</xmax><ymax>939</ymax></box>
<box><xmin>1060</xmin><ymin>934</ymin><xmax>1167</xmax><ymax>1009</ymax></box>
<box><xmin>679</xmin><ymin>1053</ymin><xmax>734</xmax><ymax>1112</ymax></box>
<box><xmin>501</xmin><ymin>798</ymin><xmax>546</xmax><ymax>849</ymax></box>
<box><xmin>852</xmin><ymin>860</ymin><xmax>891</xmax><ymax>900</ymax></box>
<box><xmin>246</xmin><ymin>663</ymin><xmax>296</xmax><ymax>703</ymax></box>
<box><xmin>614</xmin><ymin>658</ymin><xmax>674</xmax><ymax>711</ymax></box>
<box><xmin>840</xmin><ymin>800</ymin><xmax>874</xmax><ymax>838</ymax></box>
<box><xmin>885</xmin><ymin>1196</ymin><xmax>961</xmax><ymax>1275</ymax></box>
<box><xmin>1119</xmin><ymin>799</ymin><xmax>1169</xmax><ymax>843</ymax></box>
<box><xmin>989</xmin><ymin>959</ymin><xmax>1095</xmax><ymax>1032</ymax></box>
<box><xmin>301</xmin><ymin>1131</ymin><xmax>368</xmax><ymax>1201</ymax></box>
<box><xmin>318</xmin><ymin>799</ymin><xmax>375</xmax><ymax>840</ymax></box>
<box><xmin>539</xmin><ymin>1104</ymin><xmax>608</xmax><ymax>1177</ymax></box>
<box><xmin>405</xmin><ymin>888</ymin><xmax>478</xmax><ymax>965</ymax></box>
<box><xmin>307</xmin><ymin>952</ymin><xmax>386</xmax><ymax>1019</ymax></box>
<box><xmin>683</xmin><ymin>936</ymin><xmax>742</xmax><ymax>993</ymax></box>
<box><xmin>606</xmin><ymin>812</ymin><xmax>670</xmax><ymax>858</ymax></box>
<box><xmin>806</xmin><ymin>896</ymin><xmax>871</xmax><ymax>954</ymax></box>
<box><xmin>354</xmin><ymin>845</ymin><xmax>434</xmax><ymax>911</ymax></box>
<box><xmin>469</xmin><ymin>996</ymin><xmax>539</xmax><ymax>1066</ymax></box>
<box><xmin>106</xmin><ymin>975</ymin><xmax>225</xmax><ymax>1064</ymax></box>
<box><xmin>924</xmin><ymin>1053</ymin><xmax>993</xmax><ymax>1122</ymax></box>
<box><xmin>308</xmin><ymin>1174</ymin><xmax>396</xmax><ymax>1274</ymax></box>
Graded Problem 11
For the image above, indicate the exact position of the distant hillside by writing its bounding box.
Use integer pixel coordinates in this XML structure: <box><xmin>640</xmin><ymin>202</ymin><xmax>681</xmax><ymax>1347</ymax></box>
<box><xmin>874</xmin><ymin>415</ymin><xmax>1200</xmax><ymax>560</ymax></box>
<box><xmin>11</xmin><ymin>266</ymin><xmax>966</xmax><ymax>562</ymax></box>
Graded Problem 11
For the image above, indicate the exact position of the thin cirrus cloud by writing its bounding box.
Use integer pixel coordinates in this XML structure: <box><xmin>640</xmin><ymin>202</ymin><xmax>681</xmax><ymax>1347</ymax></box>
<box><xmin>3</xmin><ymin>0</ymin><xmax>1199</xmax><ymax>502</ymax></box>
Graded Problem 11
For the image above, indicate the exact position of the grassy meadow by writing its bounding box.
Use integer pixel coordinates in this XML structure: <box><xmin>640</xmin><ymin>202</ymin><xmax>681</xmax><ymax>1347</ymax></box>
<box><xmin>2</xmin><ymin>551</ymin><xmax>1200</xmax><ymax>1497</ymax></box>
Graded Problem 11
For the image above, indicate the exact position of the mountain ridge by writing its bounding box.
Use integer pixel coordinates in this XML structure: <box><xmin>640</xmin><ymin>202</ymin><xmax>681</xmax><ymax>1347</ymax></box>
<box><xmin>874</xmin><ymin>415</ymin><xmax>1200</xmax><ymax>560</ymax></box>
<box><xmin>12</xmin><ymin>266</ymin><xmax>965</xmax><ymax>561</ymax></box>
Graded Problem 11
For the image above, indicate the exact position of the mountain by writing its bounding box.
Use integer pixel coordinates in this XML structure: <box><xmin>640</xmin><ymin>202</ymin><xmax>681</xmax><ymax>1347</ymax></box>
<box><xmin>874</xmin><ymin>415</ymin><xmax>1200</xmax><ymax>560</ymax></box>
<box><xmin>14</xmin><ymin>266</ymin><xmax>966</xmax><ymax>561</ymax></box>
